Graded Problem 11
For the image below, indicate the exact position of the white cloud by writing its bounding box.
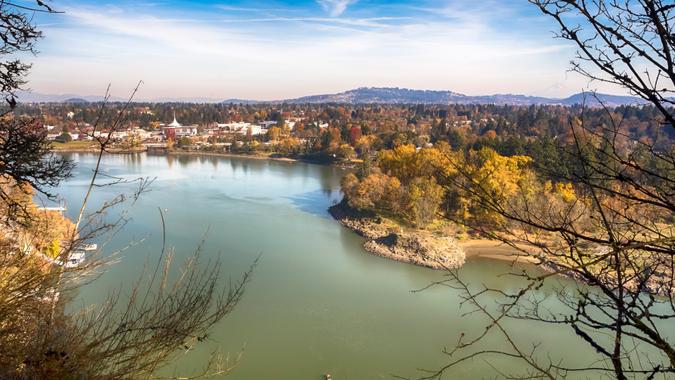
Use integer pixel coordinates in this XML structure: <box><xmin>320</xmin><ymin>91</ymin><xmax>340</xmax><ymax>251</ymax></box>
<box><xmin>317</xmin><ymin>0</ymin><xmax>357</xmax><ymax>17</ymax></box>
<box><xmin>27</xmin><ymin>3</ymin><xmax>589</xmax><ymax>100</ymax></box>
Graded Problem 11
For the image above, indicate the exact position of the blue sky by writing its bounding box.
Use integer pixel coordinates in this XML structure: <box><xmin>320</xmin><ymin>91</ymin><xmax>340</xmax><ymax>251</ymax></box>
<box><xmin>19</xmin><ymin>0</ymin><xmax>620</xmax><ymax>100</ymax></box>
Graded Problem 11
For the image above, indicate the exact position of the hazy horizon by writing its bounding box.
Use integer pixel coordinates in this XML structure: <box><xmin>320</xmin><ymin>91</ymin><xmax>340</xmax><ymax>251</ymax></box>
<box><xmin>22</xmin><ymin>0</ymin><xmax>627</xmax><ymax>100</ymax></box>
<box><xmin>18</xmin><ymin>85</ymin><xmax>638</xmax><ymax>104</ymax></box>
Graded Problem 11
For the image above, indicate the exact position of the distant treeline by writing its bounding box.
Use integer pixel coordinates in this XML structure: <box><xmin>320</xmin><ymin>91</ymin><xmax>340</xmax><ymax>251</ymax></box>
<box><xmin>23</xmin><ymin>102</ymin><xmax>673</xmax><ymax>147</ymax></box>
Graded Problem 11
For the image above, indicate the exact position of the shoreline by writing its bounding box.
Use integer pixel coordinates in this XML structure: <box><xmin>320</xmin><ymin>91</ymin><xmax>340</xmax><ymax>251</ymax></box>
<box><xmin>167</xmin><ymin>150</ymin><xmax>301</xmax><ymax>164</ymax></box>
<box><xmin>328</xmin><ymin>201</ymin><xmax>536</xmax><ymax>271</ymax></box>
<box><xmin>52</xmin><ymin>147</ymin><xmax>359</xmax><ymax>168</ymax></box>
<box><xmin>328</xmin><ymin>202</ymin><xmax>466</xmax><ymax>270</ymax></box>
<box><xmin>56</xmin><ymin>147</ymin><xmax>533</xmax><ymax>269</ymax></box>
<box><xmin>53</xmin><ymin>148</ymin><xmax>672</xmax><ymax>295</ymax></box>
<box><xmin>171</xmin><ymin>150</ymin><xmax>360</xmax><ymax>168</ymax></box>
<box><xmin>329</xmin><ymin>202</ymin><xmax>673</xmax><ymax>295</ymax></box>
<box><xmin>460</xmin><ymin>240</ymin><xmax>539</xmax><ymax>264</ymax></box>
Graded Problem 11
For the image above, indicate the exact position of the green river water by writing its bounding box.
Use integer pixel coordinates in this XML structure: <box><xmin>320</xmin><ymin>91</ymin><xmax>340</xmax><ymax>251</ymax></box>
<box><xmin>49</xmin><ymin>153</ymin><xmax>650</xmax><ymax>379</ymax></box>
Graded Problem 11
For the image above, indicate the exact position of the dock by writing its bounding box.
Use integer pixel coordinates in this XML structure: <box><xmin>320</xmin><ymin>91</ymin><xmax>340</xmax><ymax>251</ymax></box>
<box><xmin>37</xmin><ymin>206</ymin><xmax>66</xmax><ymax>213</ymax></box>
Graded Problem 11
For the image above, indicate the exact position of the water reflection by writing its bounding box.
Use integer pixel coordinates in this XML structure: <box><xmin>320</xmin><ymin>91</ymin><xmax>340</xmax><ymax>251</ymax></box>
<box><xmin>121</xmin><ymin>152</ymin><xmax>143</xmax><ymax>168</ymax></box>
<box><xmin>287</xmin><ymin>189</ymin><xmax>341</xmax><ymax>218</ymax></box>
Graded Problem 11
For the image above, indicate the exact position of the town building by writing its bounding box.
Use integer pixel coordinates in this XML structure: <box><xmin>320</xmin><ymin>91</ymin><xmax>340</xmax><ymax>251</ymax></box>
<box><xmin>161</xmin><ymin>114</ymin><xmax>198</xmax><ymax>140</ymax></box>
<box><xmin>217</xmin><ymin>122</ymin><xmax>264</xmax><ymax>136</ymax></box>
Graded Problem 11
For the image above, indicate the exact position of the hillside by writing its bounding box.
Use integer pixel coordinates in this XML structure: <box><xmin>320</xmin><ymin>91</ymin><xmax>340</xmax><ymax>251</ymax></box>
<box><xmin>281</xmin><ymin>87</ymin><xmax>647</xmax><ymax>106</ymax></box>
<box><xmin>17</xmin><ymin>87</ymin><xmax>647</xmax><ymax>107</ymax></box>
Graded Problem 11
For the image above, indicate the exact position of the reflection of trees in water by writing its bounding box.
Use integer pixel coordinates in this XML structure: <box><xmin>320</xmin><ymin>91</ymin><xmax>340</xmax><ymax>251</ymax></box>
<box><xmin>207</xmin><ymin>156</ymin><xmax>219</xmax><ymax>169</ymax></box>
<box><xmin>319</xmin><ymin>165</ymin><xmax>345</xmax><ymax>197</ymax></box>
<box><xmin>121</xmin><ymin>153</ymin><xmax>143</xmax><ymax>169</ymax></box>
<box><xmin>158</xmin><ymin>154</ymin><xmax>344</xmax><ymax>200</ymax></box>
<box><xmin>165</xmin><ymin>154</ymin><xmax>174</xmax><ymax>169</ymax></box>
<box><xmin>228</xmin><ymin>158</ymin><xmax>253</xmax><ymax>175</ymax></box>
<box><xmin>176</xmin><ymin>154</ymin><xmax>192</xmax><ymax>168</ymax></box>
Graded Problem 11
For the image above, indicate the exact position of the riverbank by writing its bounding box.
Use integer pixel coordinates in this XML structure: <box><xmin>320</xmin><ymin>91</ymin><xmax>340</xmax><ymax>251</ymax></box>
<box><xmin>54</xmin><ymin>147</ymin><xmax>527</xmax><ymax>269</ymax></box>
<box><xmin>328</xmin><ymin>201</ymin><xmax>466</xmax><ymax>270</ymax></box>
<box><xmin>328</xmin><ymin>201</ymin><xmax>540</xmax><ymax>270</ymax></box>
<box><xmin>51</xmin><ymin>144</ymin><xmax>360</xmax><ymax>168</ymax></box>
<box><xmin>168</xmin><ymin>150</ymin><xmax>300</xmax><ymax>163</ymax></box>
<box><xmin>330</xmin><ymin>201</ymin><xmax>673</xmax><ymax>295</ymax></box>
<box><xmin>171</xmin><ymin>150</ymin><xmax>362</xmax><ymax>168</ymax></box>
<box><xmin>51</xmin><ymin>141</ymin><xmax>146</xmax><ymax>154</ymax></box>
<box><xmin>460</xmin><ymin>240</ymin><xmax>539</xmax><ymax>263</ymax></box>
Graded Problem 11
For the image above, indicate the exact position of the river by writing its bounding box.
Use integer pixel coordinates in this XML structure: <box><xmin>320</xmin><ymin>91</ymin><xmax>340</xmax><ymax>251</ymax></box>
<box><xmin>51</xmin><ymin>153</ymin><xmax>612</xmax><ymax>379</ymax></box>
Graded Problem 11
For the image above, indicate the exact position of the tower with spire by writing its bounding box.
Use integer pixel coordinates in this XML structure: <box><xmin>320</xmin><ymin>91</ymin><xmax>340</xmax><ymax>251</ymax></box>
<box><xmin>168</xmin><ymin>111</ymin><xmax>181</xmax><ymax>128</ymax></box>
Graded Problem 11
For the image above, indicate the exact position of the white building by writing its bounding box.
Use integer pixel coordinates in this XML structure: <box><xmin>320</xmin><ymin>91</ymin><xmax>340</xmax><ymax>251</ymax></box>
<box><xmin>217</xmin><ymin>122</ymin><xmax>264</xmax><ymax>136</ymax></box>
<box><xmin>162</xmin><ymin>115</ymin><xmax>198</xmax><ymax>139</ymax></box>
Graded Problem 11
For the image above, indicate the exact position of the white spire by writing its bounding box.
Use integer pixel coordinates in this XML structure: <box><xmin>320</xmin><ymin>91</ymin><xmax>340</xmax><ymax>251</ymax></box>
<box><xmin>169</xmin><ymin>111</ymin><xmax>181</xmax><ymax>127</ymax></box>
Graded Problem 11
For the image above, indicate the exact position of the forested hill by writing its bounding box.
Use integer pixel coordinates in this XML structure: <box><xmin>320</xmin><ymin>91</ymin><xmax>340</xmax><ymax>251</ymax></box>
<box><xmin>281</xmin><ymin>87</ymin><xmax>646</xmax><ymax>106</ymax></box>
<box><xmin>19</xmin><ymin>87</ymin><xmax>645</xmax><ymax>106</ymax></box>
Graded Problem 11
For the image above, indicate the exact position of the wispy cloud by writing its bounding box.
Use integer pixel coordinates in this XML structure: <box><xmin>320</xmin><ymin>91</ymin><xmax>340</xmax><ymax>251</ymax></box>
<box><xmin>317</xmin><ymin>0</ymin><xmax>357</xmax><ymax>17</ymax></box>
<box><xmin>216</xmin><ymin>5</ymin><xmax>294</xmax><ymax>14</ymax></box>
<box><xmin>27</xmin><ymin>1</ymin><xmax>587</xmax><ymax>99</ymax></box>
<box><xmin>217</xmin><ymin>16</ymin><xmax>407</xmax><ymax>29</ymax></box>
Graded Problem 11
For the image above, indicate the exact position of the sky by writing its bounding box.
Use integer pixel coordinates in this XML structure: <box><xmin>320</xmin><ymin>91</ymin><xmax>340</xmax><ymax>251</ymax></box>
<box><xmin>17</xmin><ymin>0</ymin><xmax>624</xmax><ymax>101</ymax></box>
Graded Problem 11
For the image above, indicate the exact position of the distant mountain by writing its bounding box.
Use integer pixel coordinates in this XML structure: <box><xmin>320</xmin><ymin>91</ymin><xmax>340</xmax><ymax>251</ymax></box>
<box><xmin>63</xmin><ymin>98</ymin><xmax>89</xmax><ymax>104</ymax></box>
<box><xmin>285</xmin><ymin>87</ymin><xmax>466</xmax><ymax>104</ymax></box>
<box><xmin>16</xmin><ymin>87</ymin><xmax>647</xmax><ymax>107</ymax></box>
<box><xmin>279</xmin><ymin>87</ymin><xmax>647</xmax><ymax>107</ymax></box>
<box><xmin>559</xmin><ymin>92</ymin><xmax>645</xmax><ymax>107</ymax></box>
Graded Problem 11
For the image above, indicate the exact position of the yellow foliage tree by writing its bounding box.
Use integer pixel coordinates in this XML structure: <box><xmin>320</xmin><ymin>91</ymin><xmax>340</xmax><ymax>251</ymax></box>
<box><xmin>379</xmin><ymin>143</ymin><xmax>457</xmax><ymax>184</ymax></box>
<box><xmin>406</xmin><ymin>177</ymin><xmax>445</xmax><ymax>228</ymax></box>
<box><xmin>341</xmin><ymin>172</ymin><xmax>403</xmax><ymax>215</ymax></box>
<box><xmin>471</xmin><ymin>148</ymin><xmax>533</xmax><ymax>200</ymax></box>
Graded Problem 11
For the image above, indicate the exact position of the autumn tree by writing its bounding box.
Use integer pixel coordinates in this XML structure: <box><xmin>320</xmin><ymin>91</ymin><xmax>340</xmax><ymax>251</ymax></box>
<box><xmin>341</xmin><ymin>171</ymin><xmax>404</xmax><ymax>215</ymax></box>
<box><xmin>266</xmin><ymin>126</ymin><xmax>281</xmax><ymax>141</ymax></box>
<box><xmin>406</xmin><ymin>177</ymin><xmax>444</xmax><ymax>228</ymax></box>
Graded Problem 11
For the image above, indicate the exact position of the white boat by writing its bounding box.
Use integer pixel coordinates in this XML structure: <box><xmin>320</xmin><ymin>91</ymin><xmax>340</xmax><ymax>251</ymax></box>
<box><xmin>65</xmin><ymin>251</ymin><xmax>85</xmax><ymax>268</ymax></box>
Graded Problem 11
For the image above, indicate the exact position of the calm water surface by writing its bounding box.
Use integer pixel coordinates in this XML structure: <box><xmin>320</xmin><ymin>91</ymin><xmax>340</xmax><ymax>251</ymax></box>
<box><xmin>52</xmin><ymin>153</ymin><xmax>607</xmax><ymax>379</ymax></box>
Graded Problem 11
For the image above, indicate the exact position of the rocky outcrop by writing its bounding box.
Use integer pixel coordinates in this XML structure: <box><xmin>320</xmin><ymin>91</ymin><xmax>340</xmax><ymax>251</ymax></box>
<box><xmin>329</xmin><ymin>201</ymin><xmax>465</xmax><ymax>270</ymax></box>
